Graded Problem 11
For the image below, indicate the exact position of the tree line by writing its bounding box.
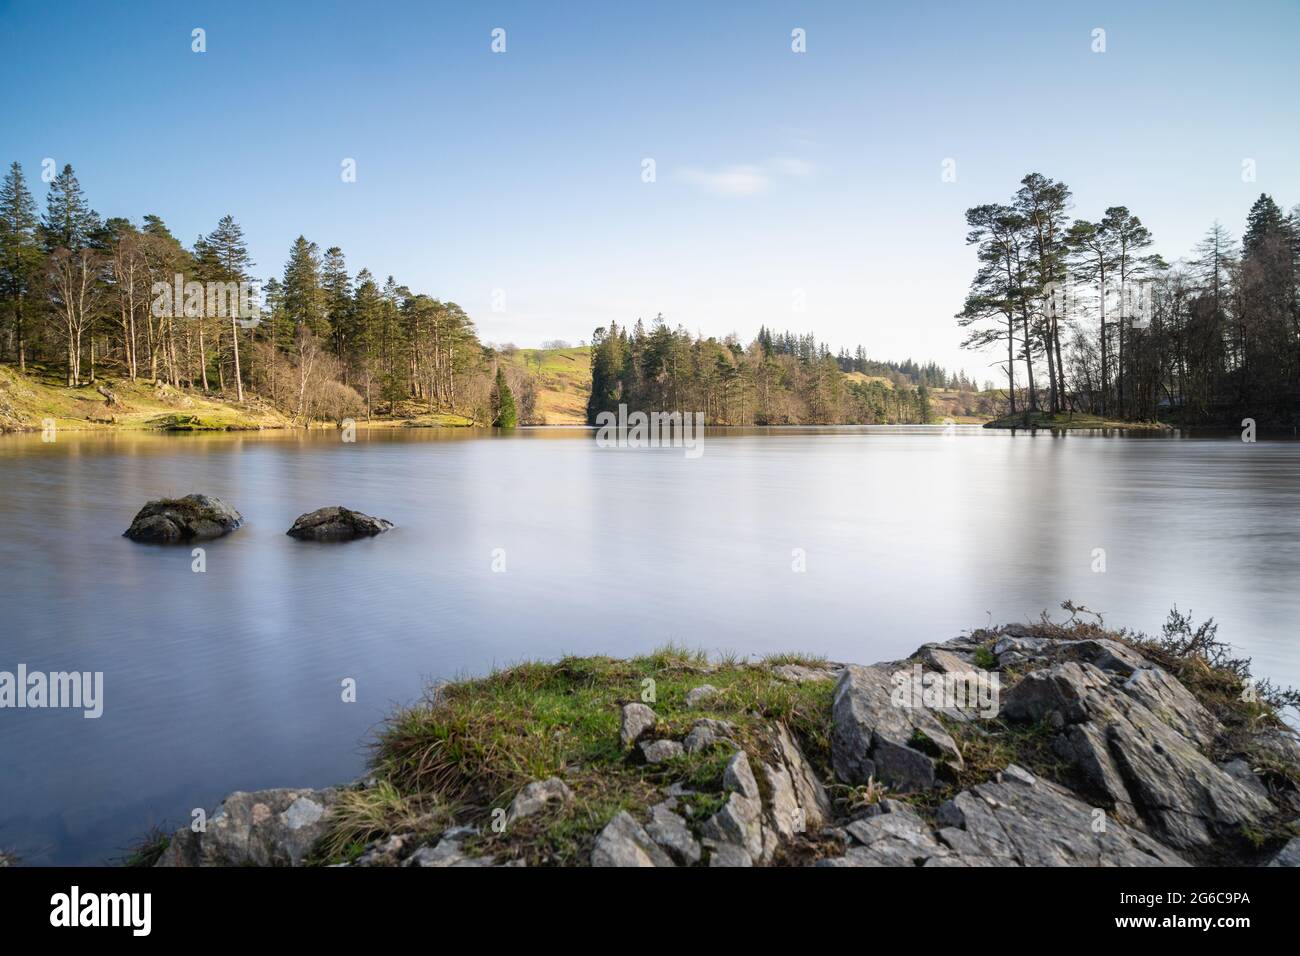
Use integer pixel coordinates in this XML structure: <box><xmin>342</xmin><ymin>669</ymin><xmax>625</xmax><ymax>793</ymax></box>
<box><xmin>587</xmin><ymin>316</ymin><xmax>988</xmax><ymax>425</ymax></box>
<box><xmin>958</xmin><ymin>172</ymin><xmax>1300</xmax><ymax>424</ymax></box>
<box><xmin>0</xmin><ymin>160</ymin><xmax>529</xmax><ymax>425</ymax></box>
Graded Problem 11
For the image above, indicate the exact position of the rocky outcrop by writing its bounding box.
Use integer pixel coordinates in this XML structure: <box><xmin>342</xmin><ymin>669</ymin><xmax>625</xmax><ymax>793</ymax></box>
<box><xmin>155</xmin><ymin>787</ymin><xmax>338</xmax><ymax>867</ymax></box>
<box><xmin>819</xmin><ymin>766</ymin><xmax>1186</xmax><ymax>867</ymax></box>
<box><xmin>1001</xmin><ymin>659</ymin><xmax>1274</xmax><ymax>851</ymax></box>
<box><xmin>831</xmin><ymin>663</ymin><xmax>964</xmax><ymax>790</ymax></box>
<box><xmin>124</xmin><ymin>494</ymin><xmax>243</xmax><ymax>543</ymax></box>
<box><xmin>286</xmin><ymin>506</ymin><xmax>393</xmax><ymax>541</ymax></box>
<box><xmin>147</xmin><ymin>623</ymin><xmax>1299</xmax><ymax>868</ymax></box>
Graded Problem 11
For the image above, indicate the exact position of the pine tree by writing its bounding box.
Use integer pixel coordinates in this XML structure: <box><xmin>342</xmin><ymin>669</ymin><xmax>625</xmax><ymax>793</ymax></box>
<box><xmin>42</xmin><ymin>164</ymin><xmax>99</xmax><ymax>251</ymax></box>
<box><xmin>281</xmin><ymin>236</ymin><xmax>327</xmax><ymax>339</ymax></box>
<box><xmin>0</xmin><ymin>161</ymin><xmax>42</xmax><ymax>370</ymax></box>
<box><xmin>196</xmin><ymin>215</ymin><xmax>254</xmax><ymax>400</ymax></box>
<box><xmin>321</xmin><ymin>246</ymin><xmax>352</xmax><ymax>361</ymax></box>
<box><xmin>492</xmin><ymin>365</ymin><xmax>517</xmax><ymax>427</ymax></box>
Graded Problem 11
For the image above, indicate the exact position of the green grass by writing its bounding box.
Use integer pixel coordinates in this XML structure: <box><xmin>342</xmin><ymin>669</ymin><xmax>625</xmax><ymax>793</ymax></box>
<box><xmin>499</xmin><ymin>346</ymin><xmax>592</xmax><ymax>425</ymax></box>
<box><xmin>322</xmin><ymin>647</ymin><xmax>835</xmax><ymax>866</ymax></box>
<box><xmin>119</xmin><ymin>826</ymin><xmax>171</xmax><ymax>867</ymax></box>
<box><xmin>0</xmin><ymin>361</ymin><xmax>291</xmax><ymax>432</ymax></box>
<box><xmin>311</xmin><ymin>605</ymin><xmax>1300</xmax><ymax>866</ymax></box>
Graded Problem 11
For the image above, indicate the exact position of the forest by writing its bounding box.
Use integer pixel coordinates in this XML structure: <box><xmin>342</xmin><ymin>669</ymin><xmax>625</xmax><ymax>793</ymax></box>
<box><xmin>586</xmin><ymin>318</ymin><xmax>990</xmax><ymax>426</ymax></box>
<box><xmin>1</xmin><ymin>159</ymin><xmax>982</xmax><ymax>430</ymax></box>
<box><xmin>0</xmin><ymin>160</ymin><xmax>531</xmax><ymax>426</ymax></box>
<box><xmin>957</xmin><ymin>172</ymin><xmax>1300</xmax><ymax>425</ymax></box>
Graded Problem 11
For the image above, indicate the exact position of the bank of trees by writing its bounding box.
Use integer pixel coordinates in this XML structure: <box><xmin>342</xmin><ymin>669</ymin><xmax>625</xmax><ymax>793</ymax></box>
<box><xmin>0</xmin><ymin>160</ymin><xmax>509</xmax><ymax>423</ymax></box>
<box><xmin>958</xmin><ymin>172</ymin><xmax>1300</xmax><ymax>424</ymax></box>
<box><xmin>586</xmin><ymin>316</ymin><xmax>977</xmax><ymax>425</ymax></box>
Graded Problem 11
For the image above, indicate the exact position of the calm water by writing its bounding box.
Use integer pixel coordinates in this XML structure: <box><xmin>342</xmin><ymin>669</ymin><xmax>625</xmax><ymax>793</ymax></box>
<box><xmin>2</xmin><ymin>426</ymin><xmax>1298</xmax><ymax>864</ymax></box>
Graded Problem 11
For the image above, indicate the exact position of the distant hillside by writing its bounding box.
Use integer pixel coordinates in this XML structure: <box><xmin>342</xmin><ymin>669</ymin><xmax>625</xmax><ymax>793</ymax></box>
<box><xmin>500</xmin><ymin>346</ymin><xmax>592</xmax><ymax>425</ymax></box>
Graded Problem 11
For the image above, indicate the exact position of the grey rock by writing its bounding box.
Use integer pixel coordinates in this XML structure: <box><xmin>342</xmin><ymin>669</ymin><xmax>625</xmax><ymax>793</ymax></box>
<box><xmin>685</xmin><ymin>684</ymin><xmax>720</xmax><ymax>708</ymax></box>
<box><xmin>1220</xmin><ymin>759</ymin><xmax>1270</xmax><ymax>801</ymax></box>
<box><xmin>705</xmin><ymin>841</ymin><xmax>753</xmax><ymax>867</ymax></box>
<box><xmin>772</xmin><ymin>722</ymin><xmax>833</xmax><ymax>831</ymax></box>
<box><xmin>286</xmin><ymin>506</ymin><xmax>393</xmax><ymax>541</ymax></box>
<box><xmin>505</xmin><ymin>777</ymin><xmax>573</xmax><ymax>825</ymax></box>
<box><xmin>646</xmin><ymin>801</ymin><xmax>701</xmax><ymax>865</ymax></box>
<box><xmin>124</xmin><ymin>494</ymin><xmax>243</xmax><ymax>543</ymax></box>
<box><xmin>619</xmin><ymin>702</ymin><xmax>657</xmax><ymax>750</ymax></box>
<box><xmin>837</xmin><ymin>808</ymin><xmax>949</xmax><ymax>865</ymax></box>
<box><xmin>1267</xmin><ymin>837</ymin><xmax>1300</xmax><ymax>867</ymax></box>
<box><xmin>701</xmin><ymin>752</ymin><xmax>764</xmax><ymax>863</ymax></box>
<box><xmin>1005</xmin><ymin>660</ymin><xmax>1274</xmax><ymax>851</ymax></box>
<box><xmin>772</xmin><ymin>663</ymin><xmax>838</xmax><ymax>684</ymax></box>
<box><xmin>403</xmin><ymin>832</ymin><xmax>488</xmax><ymax>868</ymax></box>
<box><xmin>935</xmin><ymin>771</ymin><xmax>1188</xmax><ymax>866</ymax></box>
<box><xmin>355</xmin><ymin>831</ymin><xmax>415</xmax><ymax>867</ymax></box>
<box><xmin>831</xmin><ymin>664</ymin><xmax>963</xmax><ymax>790</ymax></box>
<box><xmin>155</xmin><ymin>787</ymin><xmax>338</xmax><ymax>866</ymax></box>
<box><xmin>683</xmin><ymin>718</ymin><xmax>736</xmax><ymax>753</ymax></box>
<box><xmin>1057</xmin><ymin>638</ymin><xmax>1149</xmax><ymax>676</ymax></box>
<box><xmin>639</xmin><ymin>739</ymin><xmax>684</xmax><ymax>764</ymax></box>
<box><xmin>993</xmin><ymin>634</ymin><xmax>1050</xmax><ymax>657</ymax></box>
<box><xmin>917</xmin><ymin>646</ymin><xmax>974</xmax><ymax>674</ymax></box>
<box><xmin>591</xmin><ymin>811</ymin><xmax>675</xmax><ymax>867</ymax></box>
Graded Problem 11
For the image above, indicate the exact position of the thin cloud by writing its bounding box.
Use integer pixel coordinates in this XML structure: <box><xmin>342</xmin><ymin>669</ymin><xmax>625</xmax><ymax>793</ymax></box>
<box><xmin>679</xmin><ymin>164</ymin><xmax>771</xmax><ymax>197</ymax></box>
<box><xmin>678</xmin><ymin>157</ymin><xmax>816</xmax><ymax>197</ymax></box>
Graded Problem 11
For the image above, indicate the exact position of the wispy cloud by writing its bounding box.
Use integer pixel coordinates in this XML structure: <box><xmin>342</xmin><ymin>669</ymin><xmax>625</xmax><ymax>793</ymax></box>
<box><xmin>678</xmin><ymin>157</ymin><xmax>817</xmax><ymax>197</ymax></box>
<box><xmin>679</xmin><ymin>164</ymin><xmax>772</xmax><ymax>197</ymax></box>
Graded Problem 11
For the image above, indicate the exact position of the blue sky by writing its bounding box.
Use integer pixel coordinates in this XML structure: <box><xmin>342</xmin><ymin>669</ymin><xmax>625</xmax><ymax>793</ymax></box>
<box><xmin>2</xmin><ymin>0</ymin><xmax>1297</xmax><ymax>376</ymax></box>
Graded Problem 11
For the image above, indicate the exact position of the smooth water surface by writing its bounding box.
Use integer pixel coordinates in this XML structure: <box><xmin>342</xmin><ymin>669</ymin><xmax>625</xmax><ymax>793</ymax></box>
<box><xmin>2</xmin><ymin>426</ymin><xmax>1298</xmax><ymax>863</ymax></box>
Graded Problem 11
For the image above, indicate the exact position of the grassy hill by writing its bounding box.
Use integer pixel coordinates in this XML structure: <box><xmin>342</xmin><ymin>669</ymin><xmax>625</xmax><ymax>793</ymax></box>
<box><xmin>0</xmin><ymin>363</ymin><xmax>292</xmax><ymax>433</ymax></box>
<box><xmin>501</xmin><ymin>346</ymin><xmax>592</xmax><ymax>425</ymax></box>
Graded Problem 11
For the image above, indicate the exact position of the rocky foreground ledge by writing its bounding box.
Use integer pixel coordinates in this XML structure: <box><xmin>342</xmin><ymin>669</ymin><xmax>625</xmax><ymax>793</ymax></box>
<box><xmin>152</xmin><ymin>613</ymin><xmax>1300</xmax><ymax>867</ymax></box>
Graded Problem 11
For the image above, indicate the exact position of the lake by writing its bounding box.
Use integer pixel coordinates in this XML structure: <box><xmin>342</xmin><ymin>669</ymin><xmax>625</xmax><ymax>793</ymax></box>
<box><xmin>2</xmin><ymin>425</ymin><xmax>1298</xmax><ymax>864</ymax></box>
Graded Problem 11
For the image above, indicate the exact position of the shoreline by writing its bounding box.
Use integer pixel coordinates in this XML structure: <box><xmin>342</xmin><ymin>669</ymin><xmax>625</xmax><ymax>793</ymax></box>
<box><xmin>138</xmin><ymin>613</ymin><xmax>1300</xmax><ymax>868</ymax></box>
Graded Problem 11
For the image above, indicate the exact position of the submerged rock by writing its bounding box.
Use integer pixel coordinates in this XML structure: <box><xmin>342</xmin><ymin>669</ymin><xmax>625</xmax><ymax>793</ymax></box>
<box><xmin>286</xmin><ymin>506</ymin><xmax>393</xmax><ymax>541</ymax></box>
<box><xmin>123</xmin><ymin>494</ymin><xmax>243</xmax><ymax>543</ymax></box>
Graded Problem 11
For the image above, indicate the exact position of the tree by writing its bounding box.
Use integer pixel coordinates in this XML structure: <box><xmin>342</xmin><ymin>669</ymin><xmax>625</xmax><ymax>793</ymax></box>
<box><xmin>1015</xmin><ymin>173</ymin><xmax>1072</xmax><ymax>413</ymax></box>
<box><xmin>957</xmin><ymin>203</ymin><xmax>1030</xmax><ymax>414</ymax></box>
<box><xmin>492</xmin><ymin>364</ymin><xmax>517</xmax><ymax>427</ymax></box>
<box><xmin>41</xmin><ymin>164</ymin><xmax>98</xmax><ymax>252</ymax></box>
<box><xmin>1100</xmin><ymin>206</ymin><xmax>1158</xmax><ymax>416</ymax></box>
<box><xmin>196</xmin><ymin>215</ymin><xmax>254</xmax><ymax>400</ymax></box>
<box><xmin>0</xmin><ymin>162</ymin><xmax>41</xmax><ymax>371</ymax></box>
<box><xmin>1066</xmin><ymin>218</ymin><xmax>1117</xmax><ymax>414</ymax></box>
<box><xmin>42</xmin><ymin>165</ymin><xmax>102</xmax><ymax>385</ymax></box>
<box><xmin>281</xmin><ymin>236</ymin><xmax>327</xmax><ymax>338</ymax></box>
<box><xmin>321</xmin><ymin>246</ymin><xmax>352</xmax><ymax>363</ymax></box>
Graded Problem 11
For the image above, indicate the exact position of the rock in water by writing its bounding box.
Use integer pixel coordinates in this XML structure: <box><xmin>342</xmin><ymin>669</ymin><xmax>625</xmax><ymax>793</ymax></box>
<box><xmin>286</xmin><ymin>506</ymin><xmax>393</xmax><ymax>541</ymax></box>
<box><xmin>123</xmin><ymin>494</ymin><xmax>243</xmax><ymax>543</ymax></box>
